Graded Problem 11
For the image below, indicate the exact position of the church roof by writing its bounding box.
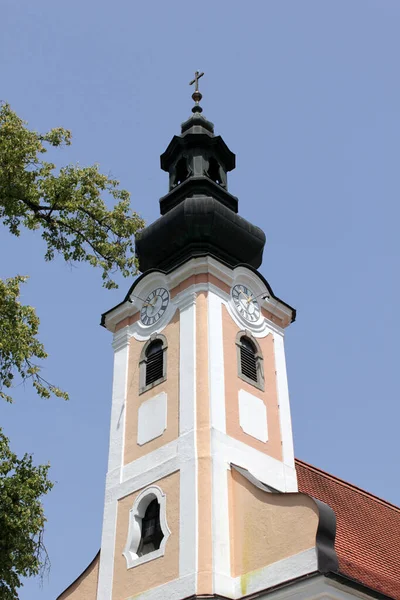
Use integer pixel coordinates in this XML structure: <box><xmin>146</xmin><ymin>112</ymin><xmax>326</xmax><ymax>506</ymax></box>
<box><xmin>296</xmin><ymin>459</ymin><xmax>400</xmax><ymax>599</ymax></box>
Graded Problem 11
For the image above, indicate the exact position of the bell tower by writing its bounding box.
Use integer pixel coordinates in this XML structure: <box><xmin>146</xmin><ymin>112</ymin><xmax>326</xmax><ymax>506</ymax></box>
<box><xmin>94</xmin><ymin>78</ymin><xmax>300</xmax><ymax>600</ymax></box>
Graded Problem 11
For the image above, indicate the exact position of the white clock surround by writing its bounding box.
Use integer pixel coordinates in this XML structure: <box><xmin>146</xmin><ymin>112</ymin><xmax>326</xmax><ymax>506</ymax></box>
<box><xmin>128</xmin><ymin>274</ymin><xmax>176</xmax><ymax>340</ymax></box>
<box><xmin>105</xmin><ymin>259</ymin><xmax>292</xmax><ymax>341</ymax></box>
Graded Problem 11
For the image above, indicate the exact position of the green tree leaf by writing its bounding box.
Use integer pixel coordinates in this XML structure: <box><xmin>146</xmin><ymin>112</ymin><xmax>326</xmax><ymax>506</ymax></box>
<box><xmin>0</xmin><ymin>102</ymin><xmax>144</xmax><ymax>289</ymax></box>
<box><xmin>0</xmin><ymin>430</ymin><xmax>53</xmax><ymax>600</ymax></box>
<box><xmin>0</xmin><ymin>102</ymin><xmax>145</xmax><ymax>596</ymax></box>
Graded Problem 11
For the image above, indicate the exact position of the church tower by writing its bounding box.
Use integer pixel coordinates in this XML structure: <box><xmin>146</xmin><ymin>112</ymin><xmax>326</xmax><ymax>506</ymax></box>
<box><xmin>97</xmin><ymin>75</ymin><xmax>299</xmax><ymax>600</ymax></box>
<box><xmin>59</xmin><ymin>76</ymin><xmax>339</xmax><ymax>600</ymax></box>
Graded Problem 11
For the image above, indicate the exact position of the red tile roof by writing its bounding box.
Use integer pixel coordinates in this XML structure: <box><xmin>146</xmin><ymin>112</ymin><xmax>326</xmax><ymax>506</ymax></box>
<box><xmin>296</xmin><ymin>459</ymin><xmax>400</xmax><ymax>599</ymax></box>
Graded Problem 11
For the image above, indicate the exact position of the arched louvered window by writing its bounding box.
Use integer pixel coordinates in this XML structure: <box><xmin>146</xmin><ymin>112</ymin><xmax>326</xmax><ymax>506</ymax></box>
<box><xmin>138</xmin><ymin>499</ymin><xmax>164</xmax><ymax>557</ymax></box>
<box><xmin>236</xmin><ymin>332</ymin><xmax>264</xmax><ymax>391</ymax></box>
<box><xmin>240</xmin><ymin>337</ymin><xmax>257</xmax><ymax>382</ymax></box>
<box><xmin>139</xmin><ymin>334</ymin><xmax>167</xmax><ymax>394</ymax></box>
<box><xmin>145</xmin><ymin>340</ymin><xmax>163</xmax><ymax>386</ymax></box>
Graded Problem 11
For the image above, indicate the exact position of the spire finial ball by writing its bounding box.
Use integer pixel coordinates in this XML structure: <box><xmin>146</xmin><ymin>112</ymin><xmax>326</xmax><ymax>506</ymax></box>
<box><xmin>189</xmin><ymin>71</ymin><xmax>204</xmax><ymax>113</ymax></box>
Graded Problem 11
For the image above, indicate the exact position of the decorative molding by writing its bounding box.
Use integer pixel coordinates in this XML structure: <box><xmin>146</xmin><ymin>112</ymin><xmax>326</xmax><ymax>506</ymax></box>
<box><xmin>112</xmin><ymin>327</ymin><xmax>131</xmax><ymax>352</ymax></box>
<box><xmin>212</xmin><ymin>428</ymin><xmax>297</xmax><ymax>493</ymax></box>
<box><xmin>121</xmin><ymin>439</ymin><xmax>179</xmax><ymax>486</ymax></box>
<box><xmin>121</xmin><ymin>569</ymin><xmax>376</xmax><ymax>600</ymax></box>
<box><xmin>174</xmin><ymin>288</ymin><xmax>197</xmax><ymax>311</ymax></box>
<box><xmin>125</xmin><ymin>574</ymin><xmax>196</xmax><ymax>600</ymax></box>
<box><xmin>230</xmin><ymin>548</ymin><xmax>318</xmax><ymax>598</ymax></box>
<box><xmin>166</xmin><ymin>255</ymin><xmax>234</xmax><ymax>290</ymax></box>
<box><xmin>103</xmin><ymin>258</ymin><xmax>294</xmax><ymax>333</ymax></box>
<box><xmin>123</xmin><ymin>485</ymin><xmax>171</xmax><ymax>569</ymax></box>
<box><xmin>212</xmin><ymin>548</ymin><xmax>318</xmax><ymax>598</ymax></box>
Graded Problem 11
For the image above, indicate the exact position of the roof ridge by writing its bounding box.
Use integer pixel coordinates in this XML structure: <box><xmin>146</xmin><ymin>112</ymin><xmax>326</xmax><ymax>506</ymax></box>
<box><xmin>295</xmin><ymin>458</ymin><xmax>400</xmax><ymax>513</ymax></box>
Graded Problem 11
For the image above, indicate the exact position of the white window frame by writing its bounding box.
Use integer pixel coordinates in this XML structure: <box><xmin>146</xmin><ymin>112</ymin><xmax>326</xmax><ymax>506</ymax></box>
<box><xmin>123</xmin><ymin>485</ymin><xmax>171</xmax><ymax>569</ymax></box>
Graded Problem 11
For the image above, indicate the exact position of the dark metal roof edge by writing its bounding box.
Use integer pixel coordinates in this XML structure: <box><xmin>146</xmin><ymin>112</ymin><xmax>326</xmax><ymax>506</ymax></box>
<box><xmin>325</xmin><ymin>571</ymin><xmax>395</xmax><ymax>600</ymax></box>
<box><xmin>313</xmin><ymin>498</ymin><xmax>339</xmax><ymax>574</ymax></box>
<box><xmin>231</xmin><ymin>463</ymin><xmax>279</xmax><ymax>494</ymax></box>
<box><xmin>160</xmin><ymin>133</ymin><xmax>236</xmax><ymax>171</ymax></box>
<box><xmin>100</xmin><ymin>256</ymin><xmax>296</xmax><ymax>328</ymax></box>
<box><xmin>158</xmin><ymin>176</ymin><xmax>239</xmax><ymax>215</ymax></box>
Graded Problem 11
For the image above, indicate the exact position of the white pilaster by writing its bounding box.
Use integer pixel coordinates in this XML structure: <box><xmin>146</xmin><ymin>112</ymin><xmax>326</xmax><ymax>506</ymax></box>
<box><xmin>97</xmin><ymin>326</ymin><xmax>130</xmax><ymax>600</ymax></box>
<box><xmin>273</xmin><ymin>332</ymin><xmax>296</xmax><ymax>477</ymax></box>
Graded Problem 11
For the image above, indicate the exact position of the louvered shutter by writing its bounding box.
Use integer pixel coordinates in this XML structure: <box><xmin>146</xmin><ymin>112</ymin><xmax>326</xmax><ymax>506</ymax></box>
<box><xmin>240</xmin><ymin>337</ymin><xmax>258</xmax><ymax>382</ymax></box>
<box><xmin>145</xmin><ymin>341</ymin><xmax>164</xmax><ymax>386</ymax></box>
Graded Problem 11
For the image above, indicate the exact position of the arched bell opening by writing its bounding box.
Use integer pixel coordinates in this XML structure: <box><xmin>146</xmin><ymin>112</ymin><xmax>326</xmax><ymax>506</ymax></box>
<box><xmin>171</xmin><ymin>156</ymin><xmax>190</xmax><ymax>189</ymax></box>
<box><xmin>206</xmin><ymin>156</ymin><xmax>226</xmax><ymax>187</ymax></box>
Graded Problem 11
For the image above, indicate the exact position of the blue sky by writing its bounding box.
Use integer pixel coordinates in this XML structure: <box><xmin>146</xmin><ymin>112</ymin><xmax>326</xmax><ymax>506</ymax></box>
<box><xmin>1</xmin><ymin>1</ymin><xmax>400</xmax><ymax>598</ymax></box>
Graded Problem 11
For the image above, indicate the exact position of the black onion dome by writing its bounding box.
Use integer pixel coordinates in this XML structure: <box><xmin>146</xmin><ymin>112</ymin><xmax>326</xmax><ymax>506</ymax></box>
<box><xmin>135</xmin><ymin>107</ymin><xmax>266</xmax><ymax>272</ymax></box>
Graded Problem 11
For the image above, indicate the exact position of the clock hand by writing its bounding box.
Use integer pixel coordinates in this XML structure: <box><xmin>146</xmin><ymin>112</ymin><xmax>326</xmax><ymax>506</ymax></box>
<box><xmin>143</xmin><ymin>297</ymin><xmax>157</xmax><ymax>309</ymax></box>
<box><xmin>150</xmin><ymin>296</ymin><xmax>161</xmax><ymax>314</ymax></box>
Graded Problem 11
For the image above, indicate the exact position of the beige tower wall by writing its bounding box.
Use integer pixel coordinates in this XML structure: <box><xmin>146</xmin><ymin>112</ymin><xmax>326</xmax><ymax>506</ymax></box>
<box><xmin>57</xmin><ymin>553</ymin><xmax>100</xmax><ymax>600</ymax></box>
<box><xmin>63</xmin><ymin>264</ymin><xmax>298</xmax><ymax>600</ymax></box>
<box><xmin>222</xmin><ymin>305</ymin><xmax>282</xmax><ymax>461</ymax></box>
<box><xmin>124</xmin><ymin>313</ymin><xmax>180</xmax><ymax>464</ymax></box>
<box><xmin>112</xmin><ymin>471</ymin><xmax>180</xmax><ymax>599</ymax></box>
<box><xmin>228</xmin><ymin>468</ymin><xmax>318</xmax><ymax>579</ymax></box>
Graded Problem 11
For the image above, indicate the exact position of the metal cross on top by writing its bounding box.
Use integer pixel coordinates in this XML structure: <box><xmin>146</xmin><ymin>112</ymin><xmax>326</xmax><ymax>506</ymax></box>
<box><xmin>189</xmin><ymin>70</ymin><xmax>204</xmax><ymax>93</ymax></box>
<box><xmin>189</xmin><ymin>71</ymin><xmax>204</xmax><ymax>111</ymax></box>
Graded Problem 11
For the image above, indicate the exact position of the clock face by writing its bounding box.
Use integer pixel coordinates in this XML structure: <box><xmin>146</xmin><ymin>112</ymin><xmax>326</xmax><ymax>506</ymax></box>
<box><xmin>231</xmin><ymin>284</ymin><xmax>260</xmax><ymax>323</ymax></box>
<box><xmin>140</xmin><ymin>287</ymin><xmax>170</xmax><ymax>326</ymax></box>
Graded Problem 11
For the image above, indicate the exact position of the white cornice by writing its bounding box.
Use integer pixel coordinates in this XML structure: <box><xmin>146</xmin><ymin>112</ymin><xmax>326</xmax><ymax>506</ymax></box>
<box><xmin>103</xmin><ymin>257</ymin><xmax>294</xmax><ymax>333</ymax></box>
<box><xmin>173</xmin><ymin>289</ymin><xmax>197</xmax><ymax>311</ymax></box>
<box><xmin>112</xmin><ymin>327</ymin><xmax>131</xmax><ymax>352</ymax></box>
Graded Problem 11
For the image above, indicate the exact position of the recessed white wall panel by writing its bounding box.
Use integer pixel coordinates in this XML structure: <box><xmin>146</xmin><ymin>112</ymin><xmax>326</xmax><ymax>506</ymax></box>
<box><xmin>238</xmin><ymin>389</ymin><xmax>268</xmax><ymax>443</ymax></box>
<box><xmin>137</xmin><ymin>392</ymin><xmax>167</xmax><ymax>445</ymax></box>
